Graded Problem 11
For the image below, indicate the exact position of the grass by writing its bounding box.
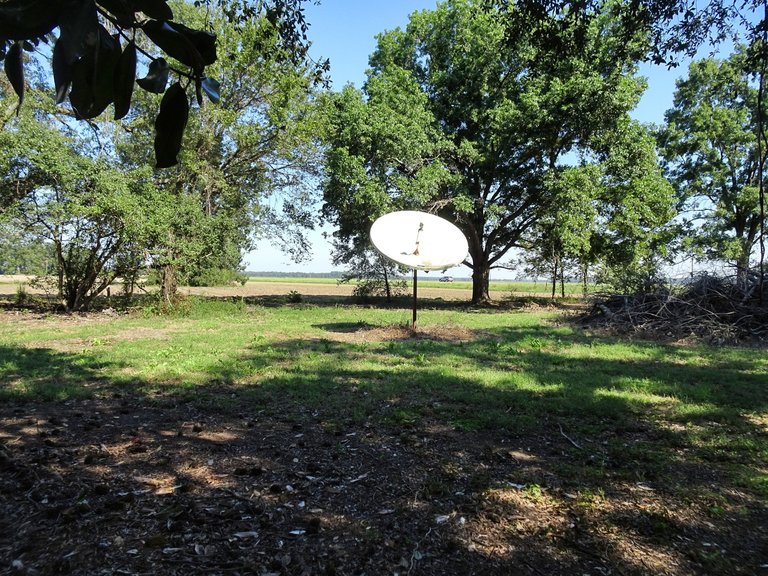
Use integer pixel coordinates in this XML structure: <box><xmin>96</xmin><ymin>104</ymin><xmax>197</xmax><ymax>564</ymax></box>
<box><xmin>1</xmin><ymin>296</ymin><xmax>766</xmax><ymax>498</ymax></box>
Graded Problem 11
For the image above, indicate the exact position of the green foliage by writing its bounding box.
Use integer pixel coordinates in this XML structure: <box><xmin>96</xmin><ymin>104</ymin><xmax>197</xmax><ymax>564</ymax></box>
<box><xmin>113</xmin><ymin>1</ymin><xmax>324</xmax><ymax>300</ymax></box>
<box><xmin>0</xmin><ymin>219</ymin><xmax>55</xmax><ymax>275</ymax></box>
<box><xmin>660</xmin><ymin>46</ymin><xmax>766</xmax><ymax>283</ymax></box>
<box><xmin>188</xmin><ymin>267</ymin><xmax>248</xmax><ymax>287</ymax></box>
<box><xmin>14</xmin><ymin>284</ymin><xmax>27</xmax><ymax>306</ymax></box>
<box><xmin>286</xmin><ymin>290</ymin><xmax>303</xmax><ymax>303</ymax></box>
<box><xmin>1</xmin><ymin>113</ymin><xmax>159</xmax><ymax>311</ymax></box>
<box><xmin>322</xmin><ymin>0</ymin><xmax>649</xmax><ymax>303</ymax></box>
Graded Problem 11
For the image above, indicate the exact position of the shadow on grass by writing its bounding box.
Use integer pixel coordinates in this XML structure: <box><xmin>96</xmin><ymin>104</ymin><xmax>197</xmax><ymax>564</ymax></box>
<box><xmin>0</xmin><ymin>345</ymin><xmax>120</xmax><ymax>401</ymax></box>
<box><xmin>1</xmin><ymin>320</ymin><xmax>766</xmax><ymax>575</ymax></box>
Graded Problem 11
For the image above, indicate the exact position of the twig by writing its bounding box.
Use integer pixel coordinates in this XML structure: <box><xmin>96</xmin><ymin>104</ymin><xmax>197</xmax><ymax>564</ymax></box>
<box><xmin>559</xmin><ymin>424</ymin><xmax>582</xmax><ymax>450</ymax></box>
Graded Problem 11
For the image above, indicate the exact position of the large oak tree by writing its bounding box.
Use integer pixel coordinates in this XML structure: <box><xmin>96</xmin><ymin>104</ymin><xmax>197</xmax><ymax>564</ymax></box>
<box><xmin>322</xmin><ymin>0</ymin><xmax>648</xmax><ymax>302</ymax></box>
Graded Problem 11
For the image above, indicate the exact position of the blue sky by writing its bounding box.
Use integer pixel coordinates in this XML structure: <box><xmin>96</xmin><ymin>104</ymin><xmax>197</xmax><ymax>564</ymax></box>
<box><xmin>244</xmin><ymin>0</ymin><xmax>711</xmax><ymax>276</ymax></box>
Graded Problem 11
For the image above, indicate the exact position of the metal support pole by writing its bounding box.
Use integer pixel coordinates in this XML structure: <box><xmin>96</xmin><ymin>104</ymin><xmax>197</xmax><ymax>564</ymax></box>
<box><xmin>412</xmin><ymin>268</ymin><xmax>418</xmax><ymax>329</ymax></box>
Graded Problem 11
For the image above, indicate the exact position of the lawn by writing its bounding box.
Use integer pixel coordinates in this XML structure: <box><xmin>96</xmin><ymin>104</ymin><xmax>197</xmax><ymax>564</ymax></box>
<box><xmin>0</xmin><ymin>295</ymin><xmax>766</xmax><ymax>575</ymax></box>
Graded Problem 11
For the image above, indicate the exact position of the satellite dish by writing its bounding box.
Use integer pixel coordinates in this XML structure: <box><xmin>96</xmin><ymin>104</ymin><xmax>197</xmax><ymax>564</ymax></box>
<box><xmin>370</xmin><ymin>211</ymin><xmax>468</xmax><ymax>328</ymax></box>
<box><xmin>370</xmin><ymin>211</ymin><xmax>468</xmax><ymax>271</ymax></box>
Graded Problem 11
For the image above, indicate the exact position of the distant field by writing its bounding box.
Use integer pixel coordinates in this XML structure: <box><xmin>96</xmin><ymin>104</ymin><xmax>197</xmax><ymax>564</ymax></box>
<box><xmin>244</xmin><ymin>275</ymin><xmax>587</xmax><ymax>296</ymax></box>
<box><xmin>0</xmin><ymin>274</ymin><xmax>589</xmax><ymax>300</ymax></box>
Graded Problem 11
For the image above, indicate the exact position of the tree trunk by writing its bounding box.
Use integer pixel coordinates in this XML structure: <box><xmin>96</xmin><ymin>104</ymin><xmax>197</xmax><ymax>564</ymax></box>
<box><xmin>560</xmin><ymin>265</ymin><xmax>565</xmax><ymax>298</ymax></box>
<box><xmin>735</xmin><ymin>249</ymin><xmax>750</xmax><ymax>290</ymax></box>
<box><xmin>471</xmin><ymin>263</ymin><xmax>491</xmax><ymax>304</ymax></box>
<box><xmin>551</xmin><ymin>253</ymin><xmax>557</xmax><ymax>299</ymax></box>
<box><xmin>161</xmin><ymin>264</ymin><xmax>178</xmax><ymax>304</ymax></box>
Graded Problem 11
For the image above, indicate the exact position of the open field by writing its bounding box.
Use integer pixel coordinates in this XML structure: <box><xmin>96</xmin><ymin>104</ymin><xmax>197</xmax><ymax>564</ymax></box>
<box><xmin>0</xmin><ymin>274</ymin><xmax>586</xmax><ymax>301</ymax></box>
<box><xmin>0</xmin><ymin>295</ymin><xmax>766</xmax><ymax>575</ymax></box>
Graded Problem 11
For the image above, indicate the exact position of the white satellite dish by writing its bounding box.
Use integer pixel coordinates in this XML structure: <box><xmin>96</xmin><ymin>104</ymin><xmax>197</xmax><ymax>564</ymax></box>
<box><xmin>370</xmin><ymin>211</ymin><xmax>468</xmax><ymax>271</ymax></box>
<box><xmin>370</xmin><ymin>211</ymin><xmax>468</xmax><ymax>328</ymax></box>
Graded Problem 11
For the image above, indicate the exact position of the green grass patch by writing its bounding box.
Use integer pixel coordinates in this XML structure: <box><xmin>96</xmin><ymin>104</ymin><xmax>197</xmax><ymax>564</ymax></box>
<box><xmin>1</xmin><ymin>295</ymin><xmax>766</xmax><ymax>500</ymax></box>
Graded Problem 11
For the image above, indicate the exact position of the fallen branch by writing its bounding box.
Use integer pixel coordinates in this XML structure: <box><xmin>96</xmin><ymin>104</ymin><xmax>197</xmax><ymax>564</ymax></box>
<box><xmin>559</xmin><ymin>424</ymin><xmax>582</xmax><ymax>450</ymax></box>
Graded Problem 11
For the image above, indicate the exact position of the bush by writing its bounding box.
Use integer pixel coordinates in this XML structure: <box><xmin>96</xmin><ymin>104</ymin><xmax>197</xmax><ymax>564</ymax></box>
<box><xmin>286</xmin><ymin>290</ymin><xmax>303</xmax><ymax>303</ymax></box>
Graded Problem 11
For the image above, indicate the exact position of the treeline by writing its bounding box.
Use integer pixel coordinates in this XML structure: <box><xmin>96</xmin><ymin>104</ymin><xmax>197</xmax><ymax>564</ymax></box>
<box><xmin>246</xmin><ymin>271</ymin><xmax>344</xmax><ymax>279</ymax></box>
<box><xmin>1</xmin><ymin>0</ymin><xmax>766</xmax><ymax>312</ymax></box>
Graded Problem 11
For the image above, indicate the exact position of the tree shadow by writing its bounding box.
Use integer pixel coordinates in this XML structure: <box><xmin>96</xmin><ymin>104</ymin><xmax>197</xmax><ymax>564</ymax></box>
<box><xmin>0</xmin><ymin>345</ymin><xmax>124</xmax><ymax>401</ymax></box>
<box><xmin>1</xmin><ymin>323</ymin><xmax>766</xmax><ymax>575</ymax></box>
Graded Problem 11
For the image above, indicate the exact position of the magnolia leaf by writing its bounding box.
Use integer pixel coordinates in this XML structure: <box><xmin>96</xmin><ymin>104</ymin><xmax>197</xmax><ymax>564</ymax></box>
<box><xmin>142</xmin><ymin>20</ymin><xmax>205</xmax><ymax>72</ymax></box>
<box><xmin>57</xmin><ymin>0</ymin><xmax>99</xmax><ymax>64</ymax></box>
<box><xmin>171</xmin><ymin>22</ymin><xmax>216</xmax><ymax>66</ymax></box>
<box><xmin>69</xmin><ymin>25</ymin><xmax>119</xmax><ymax>119</ymax></box>
<box><xmin>95</xmin><ymin>0</ymin><xmax>134</xmax><ymax>24</ymax></box>
<box><xmin>52</xmin><ymin>37</ymin><xmax>72</xmax><ymax>103</ymax></box>
<box><xmin>136</xmin><ymin>57</ymin><xmax>169</xmax><ymax>93</ymax></box>
<box><xmin>4</xmin><ymin>41</ymin><xmax>24</xmax><ymax>108</ymax></box>
<box><xmin>154</xmin><ymin>82</ymin><xmax>189</xmax><ymax>169</ymax></box>
<box><xmin>194</xmin><ymin>78</ymin><xmax>203</xmax><ymax>106</ymax></box>
<box><xmin>0</xmin><ymin>0</ymin><xmax>61</xmax><ymax>40</ymax></box>
<box><xmin>201</xmin><ymin>76</ymin><xmax>220</xmax><ymax>104</ymax></box>
<box><xmin>134</xmin><ymin>0</ymin><xmax>173</xmax><ymax>20</ymax></box>
<box><xmin>113</xmin><ymin>40</ymin><xmax>136</xmax><ymax>119</ymax></box>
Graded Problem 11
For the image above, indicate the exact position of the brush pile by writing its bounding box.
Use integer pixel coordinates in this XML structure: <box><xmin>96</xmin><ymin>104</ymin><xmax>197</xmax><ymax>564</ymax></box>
<box><xmin>582</xmin><ymin>273</ymin><xmax>768</xmax><ymax>344</ymax></box>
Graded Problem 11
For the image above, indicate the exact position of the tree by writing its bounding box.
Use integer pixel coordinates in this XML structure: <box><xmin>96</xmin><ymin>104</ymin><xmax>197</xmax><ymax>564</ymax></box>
<box><xmin>0</xmin><ymin>220</ymin><xmax>55</xmax><ymax>275</ymax></box>
<box><xmin>322</xmin><ymin>0</ymin><xmax>646</xmax><ymax>303</ymax></box>
<box><xmin>528</xmin><ymin>165</ymin><xmax>601</xmax><ymax>297</ymax></box>
<box><xmin>495</xmin><ymin>0</ymin><xmax>767</xmax><ymax>297</ymax></box>
<box><xmin>521</xmin><ymin>121</ymin><xmax>675</xmax><ymax>296</ymax></box>
<box><xmin>0</xmin><ymin>0</ymin><xmax>319</xmax><ymax>167</ymax></box>
<box><xmin>320</xmin><ymin>70</ymin><xmax>454</xmax><ymax>290</ymax></box>
<box><xmin>660</xmin><ymin>47</ymin><xmax>766</xmax><ymax>285</ymax></box>
<box><xmin>332</xmin><ymin>240</ymin><xmax>407</xmax><ymax>302</ymax></box>
<box><xmin>593</xmin><ymin>120</ymin><xmax>676</xmax><ymax>292</ymax></box>
<box><xmin>1</xmin><ymin>113</ymin><xmax>157</xmax><ymax>311</ymax></box>
<box><xmin>494</xmin><ymin>1</ymin><xmax>760</xmax><ymax>67</ymax></box>
<box><xmin>111</xmin><ymin>0</ymin><xmax>324</xmax><ymax>300</ymax></box>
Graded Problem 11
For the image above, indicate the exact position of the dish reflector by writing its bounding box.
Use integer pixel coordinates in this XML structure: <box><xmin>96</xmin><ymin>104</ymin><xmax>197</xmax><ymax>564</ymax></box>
<box><xmin>370</xmin><ymin>211</ymin><xmax>468</xmax><ymax>271</ymax></box>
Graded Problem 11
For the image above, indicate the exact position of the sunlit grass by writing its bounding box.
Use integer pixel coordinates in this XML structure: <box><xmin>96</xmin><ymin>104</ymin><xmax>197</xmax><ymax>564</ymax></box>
<box><xmin>1</xmin><ymin>296</ymin><xmax>766</xmax><ymax>497</ymax></box>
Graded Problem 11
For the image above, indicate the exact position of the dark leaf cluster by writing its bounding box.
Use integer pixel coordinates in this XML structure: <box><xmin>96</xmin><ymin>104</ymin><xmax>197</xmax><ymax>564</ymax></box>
<box><xmin>0</xmin><ymin>0</ymin><xmax>318</xmax><ymax>167</ymax></box>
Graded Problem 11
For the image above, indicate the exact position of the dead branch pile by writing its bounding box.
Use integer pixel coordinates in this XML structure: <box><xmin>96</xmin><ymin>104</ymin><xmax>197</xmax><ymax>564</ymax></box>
<box><xmin>581</xmin><ymin>273</ymin><xmax>768</xmax><ymax>344</ymax></box>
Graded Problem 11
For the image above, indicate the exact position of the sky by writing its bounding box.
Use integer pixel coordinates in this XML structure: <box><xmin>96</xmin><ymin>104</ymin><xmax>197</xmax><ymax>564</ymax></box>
<box><xmin>243</xmin><ymin>0</ymin><xmax>718</xmax><ymax>278</ymax></box>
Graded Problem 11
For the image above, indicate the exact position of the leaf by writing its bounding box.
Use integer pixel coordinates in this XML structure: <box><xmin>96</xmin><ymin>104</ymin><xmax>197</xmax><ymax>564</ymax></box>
<box><xmin>142</xmin><ymin>20</ymin><xmax>204</xmax><ymax>72</ymax></box>
<box><xmin>154</xmin><ymin>82</ymin><xmax>189</xmax><ymax>169</ymax></box>
<box><xmin>113</xmin><ymin>40</ymin><xmax>137</xmax><ymax>119</ymax></box>
<box><xmin>52</xmin><ymin>37</ymin><xmax>71</xmax><ymax>103</ymax></box>
<box><xmin>194</xmin><ymin>78</ymin><xmax>203</xmax><ymax>106</ymax></box>
<box><xmin>201</xmin><ymin>77</ymin><xmax>220</xmax><ymax>104</ymax></box>
<box><xmin>4</xmin><ymin>41</ymin><xmax>24</xmax><ymax>108</ymax></box>
<box><xmin>136</xmin><ymin>58</ymin><xmax>169</xmax><ymax>94</ymax></box>
<box><xmin>57</xmin><ymin>0</ymin><xmax>99</xmax><ymax>64</ymax></box>
<box><xmin>96</xmin><ymin>0</ymin><xmax>134</xmax><ymax>24</ymax></box>
<box><xmin>134</xmin><ymin>0</ymin><xmax>173</xmax><ymax>20</ymax></box>
<box><xmin>69</xmin><ymin>25</ymin><xmax>120</xmax><ymax>119</ymax></box>
<box><xmin>0</xmin><ymin>1</ymin><xmax>60</xmax><ymax>40</ymax></box>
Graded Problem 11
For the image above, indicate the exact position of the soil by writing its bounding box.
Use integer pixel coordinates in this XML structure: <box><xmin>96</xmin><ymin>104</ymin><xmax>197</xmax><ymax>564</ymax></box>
<box><xmin>3</xmin><ymin>390</ymin><xmax>765</xmax><ymax>576</ymax></box>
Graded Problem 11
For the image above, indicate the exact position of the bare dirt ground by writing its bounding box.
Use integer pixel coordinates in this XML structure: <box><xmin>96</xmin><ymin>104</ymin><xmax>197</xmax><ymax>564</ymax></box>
<box><xmin>2</xmin><ymin>369</ymin><xmax>765</xmax><ymax>576</ymax></box>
